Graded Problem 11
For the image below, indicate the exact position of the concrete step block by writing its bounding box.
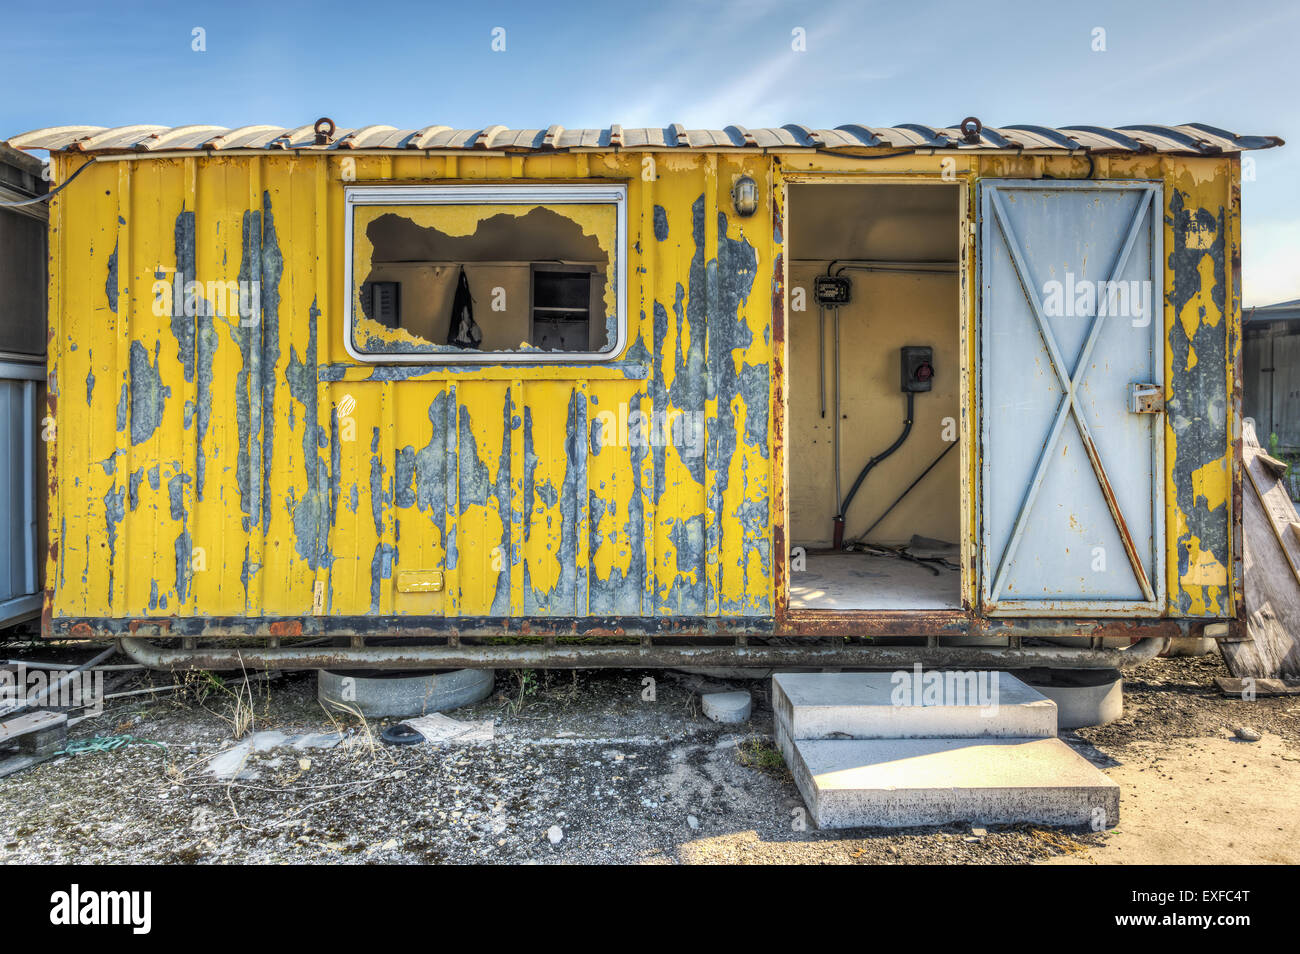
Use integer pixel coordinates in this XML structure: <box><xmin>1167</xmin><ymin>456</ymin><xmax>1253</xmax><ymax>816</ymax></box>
<box><xmin>773</xmin><ymin>671</ymin><xmax>1057</xmax><ymax>740</ymax></box>
<box><xmin>786</xmin><ymin>736</ymin><xmax>1119</xmax><ymax>829</ymax></box>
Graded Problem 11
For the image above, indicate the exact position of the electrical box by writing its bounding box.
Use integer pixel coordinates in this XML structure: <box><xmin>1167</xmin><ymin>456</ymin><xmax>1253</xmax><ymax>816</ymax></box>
<box><xmin>367</xmin><ymin>281</ymin><xmax>400</xmax><ymax>328</ymax></box>
<box><xmin>901</xmin><ymin>346</ymin><xmax>934</xmax><ymax>393</ymax></box>
<box><xmin>814</xmin><ymin>275</ymin><xmax>851</xmax><ymax>306</ymax></box>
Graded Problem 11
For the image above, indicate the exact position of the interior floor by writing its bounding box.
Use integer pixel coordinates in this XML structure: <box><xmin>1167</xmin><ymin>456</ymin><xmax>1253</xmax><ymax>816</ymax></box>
<box><xmin>789</xmin><ymin>551</ymin><xmax>962</xmax><ymax>611</ymax></box>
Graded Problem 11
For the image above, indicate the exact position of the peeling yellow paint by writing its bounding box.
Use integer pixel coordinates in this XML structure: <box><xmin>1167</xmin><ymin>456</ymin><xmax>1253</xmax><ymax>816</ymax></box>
<box><xmin>42</xmin><ymin>145</ymin><xmax>1240</xmax><ymax>630</ymax></box>
<box><xmin>1191</xmin><ymin>457</ymin><xmax>1229</xmax><ymax>510</ymax></box>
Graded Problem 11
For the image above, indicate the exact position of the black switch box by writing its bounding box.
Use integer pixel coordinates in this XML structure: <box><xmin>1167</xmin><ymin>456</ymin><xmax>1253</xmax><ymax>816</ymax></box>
<box><xmin>814</xmin><ymin>275</ymin><xmax>851</xmax><ymax>306</ymax></box>
<box><xmin>901</xmin><ymin>346</ymin><xmax>934</xmax><ymax>393</ymax></box>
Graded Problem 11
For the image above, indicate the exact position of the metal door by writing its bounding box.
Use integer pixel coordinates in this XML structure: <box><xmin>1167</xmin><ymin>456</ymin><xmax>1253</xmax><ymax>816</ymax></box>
<box><xmin>980</xmin><ymin>180</ymin><xmax>1163</xmax><ymax>615</ymax></box>
<box><xmin>0</xmin><ymin>360</ymin><xmax>42</xmax><ymax>627</ymax></box>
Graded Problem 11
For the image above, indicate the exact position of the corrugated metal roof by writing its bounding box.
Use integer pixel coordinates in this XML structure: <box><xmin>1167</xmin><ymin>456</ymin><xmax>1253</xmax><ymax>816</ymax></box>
<box><xmin>1246</xmin><ymin>299</ymin><xmax>1300</xmax><ymax>323</ymax></box>
<box><xmin>3</xmin><ymin>121</ymin><xmax>1284</xmax><ymax>156</ymax></box>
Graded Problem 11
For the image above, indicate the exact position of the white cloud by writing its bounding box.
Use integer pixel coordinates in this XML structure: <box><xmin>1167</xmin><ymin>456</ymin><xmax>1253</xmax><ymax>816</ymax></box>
<box><xmin>599</xmin><ymin>0</ymin><xmax>889</xmax><ymax>127</ymax></box>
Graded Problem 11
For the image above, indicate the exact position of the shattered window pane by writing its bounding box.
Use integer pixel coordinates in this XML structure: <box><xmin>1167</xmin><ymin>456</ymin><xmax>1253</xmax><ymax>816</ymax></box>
<box><xmin>349</xmin><ymin>200</ymin><xmax>620</xmax><ymax>359</ymax></box>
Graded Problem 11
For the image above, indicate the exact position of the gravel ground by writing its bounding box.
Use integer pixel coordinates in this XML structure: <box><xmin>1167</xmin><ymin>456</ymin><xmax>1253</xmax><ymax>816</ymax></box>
<box><xmin>0</xmin><ymin>648</ymin><xmax>1295</xmax><ymax>865</ymax></box>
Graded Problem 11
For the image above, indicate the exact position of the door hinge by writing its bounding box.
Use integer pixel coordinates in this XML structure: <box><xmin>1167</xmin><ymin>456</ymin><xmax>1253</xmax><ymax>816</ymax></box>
<box><xmin>1127</xmin><ymin>382</ymin><xmax>1164</xmax><ymax>414</ymax></box>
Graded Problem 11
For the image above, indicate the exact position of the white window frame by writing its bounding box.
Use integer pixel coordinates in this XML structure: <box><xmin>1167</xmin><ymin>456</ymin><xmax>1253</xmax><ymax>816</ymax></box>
<box><xmin>343</xmin><ymin>183</ymin><xmax>628</xmax><ymax>364</ymax></box>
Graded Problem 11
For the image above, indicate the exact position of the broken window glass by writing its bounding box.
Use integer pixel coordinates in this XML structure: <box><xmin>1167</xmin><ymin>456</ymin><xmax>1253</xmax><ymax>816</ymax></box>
<box><xmin>347</xmin><ymin>191</ymin><xmax>623</xmax><ymax>361</ymax></box>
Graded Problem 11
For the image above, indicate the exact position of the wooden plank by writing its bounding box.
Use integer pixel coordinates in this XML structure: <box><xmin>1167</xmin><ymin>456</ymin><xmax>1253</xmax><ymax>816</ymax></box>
<box><xmin>1244</xmin><ymin>427</ymin><xmax>1300</xmax><ymax>585</ymax></box>
<box><xmin>1215</xmin><ymin>676</ymin><xmax>1300</xmax><ymax>697</ymax></box>
<box><xmin>1222</xmin><ymin>420</ymin><xmax>1300</xmax><ymax>677</ymax></box>
<box><xmin>1259</xmin><ymin>453</ymin><xmax>1290</xmax><ymax>478</ymax></box>
<box><xmin>0</xmin><ymin>709</ymin><xmax>66</xmax><ymax>743</ymax></box>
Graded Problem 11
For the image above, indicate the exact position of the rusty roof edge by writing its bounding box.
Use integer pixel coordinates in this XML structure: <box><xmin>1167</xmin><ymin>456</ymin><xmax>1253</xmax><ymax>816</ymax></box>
<box><xmin>1147</xmin><ymin>122</ymin><xmax>1284</xmax><ymax>151</ymax></box>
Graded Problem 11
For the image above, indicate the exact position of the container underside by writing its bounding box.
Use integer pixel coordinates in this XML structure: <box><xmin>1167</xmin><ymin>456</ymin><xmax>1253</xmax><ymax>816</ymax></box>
<box><xmin>111</xmin><ymin>633</ymin><xmax>1172</xmax><ymax>672</ymax></box>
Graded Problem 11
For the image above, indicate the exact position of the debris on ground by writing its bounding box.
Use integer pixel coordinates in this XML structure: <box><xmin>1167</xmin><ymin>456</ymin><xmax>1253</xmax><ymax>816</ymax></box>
<box><xmin>1215</xmin><ymin>676</ymin><xmax>1300</xmax><ymax>697</ymax></box>
<box><xmin>0</xmin><ymin>709</ymin><xmax>71</xmax><ymax>779</ymax></box>
<box><xmin>1228</xmin><ymin>420</ymin><xmax>1300</xmax><ymax>678</ymax></box>
<box><xmin>380</xmin><ymin>724</ymin><xmax>423</xmax><ymax>746</ymax></box>
<box><xmin>57</xmin><ymin>734</ymin><xmax>167</xmax><ymax>757</ymax></box>
<box><xmin>0</xmin><ymin>653</ymin><xmax>1295</xmax><ymax>864</ymax></box>
<box><xmin>204</xmin><ymin>730</ymin><xmax>344</xmax><ymax>779</ymax></box>
<box><xmin>402</xmin><ymin>712</ymin><xmax>494</xmax><ymax>744</ymax></box>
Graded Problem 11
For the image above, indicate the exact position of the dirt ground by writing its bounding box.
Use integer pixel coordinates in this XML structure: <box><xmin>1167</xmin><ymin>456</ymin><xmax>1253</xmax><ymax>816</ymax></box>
<box><xmin>1</xmin><ymin>648</ymin><xmax>1297</xmax><ymax>865</ymax></box>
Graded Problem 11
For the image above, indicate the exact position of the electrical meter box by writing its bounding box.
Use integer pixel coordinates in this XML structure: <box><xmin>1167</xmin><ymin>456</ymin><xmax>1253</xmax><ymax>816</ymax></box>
<box><xmin>901</xmin><ymin>345</ymin><xmax>934</xmax><ymax>393</ymax></box>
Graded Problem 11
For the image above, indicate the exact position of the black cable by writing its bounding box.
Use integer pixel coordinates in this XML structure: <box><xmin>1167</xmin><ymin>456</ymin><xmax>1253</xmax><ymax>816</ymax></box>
<box><xmin>834</xmin><ymin>262</ymin><xmax>956</xmax><ymax>276</ymax></box>
<box><xmin>836</xmin><ymin>389</ymin><xmax>914</xmax><ymax>530</ymax></box>
<box><xmin>854</xmin><ymin>439</ymin><xmax>958</xmax><ymax>543</ymax></box>
<box><xmin>0</xmin><ymin>157</ymin><xmax>94</xmax><ymax>207</ymax></box>
<box><xmin>844</xmin><ymin>542</ymin><xmax>954</xmax><ymax>577</ymax></box>
<box><xmin>887</xmin><ymin>547</ymin><xmax>942</xmax><ymax>576</ymax></box>
<box><xmin>814</xmin><ymin>148</ymin><xmax>919</xmax><ymax>162</ymax></box>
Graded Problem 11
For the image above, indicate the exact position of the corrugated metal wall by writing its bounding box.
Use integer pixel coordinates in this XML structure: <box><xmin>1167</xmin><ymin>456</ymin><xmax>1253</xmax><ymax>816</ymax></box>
<box><xmin>0</xmin><ymin>145</ymin><xmax>46</xmax><ymax>628</ymax></box>
<box><xmin>44</xmin><ymin>149</ymin><xmax>1240</xmax><ymax>627</ymax></box>
<box><xmin>47</xmin><ymin>152</ymin><xmax>775</xmax><ymax>622</ymax></box>
<box><xmin>0</xmin><ymin>362</ymin><xmax>43</xmax><ymax>626</ymax></box>
<box><xmin>1245</xmin><ymin>319</ymin><xmax>1300</xmax><ymax>452</ymax></box>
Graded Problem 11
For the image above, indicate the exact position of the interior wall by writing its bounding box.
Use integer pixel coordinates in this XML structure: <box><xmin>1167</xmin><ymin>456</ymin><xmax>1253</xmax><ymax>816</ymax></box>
<box><xmin>366</xmin><ymin>263</ymin><xmax>528</xmax><ymax>350</ymax></box>
<box><xmin>364</xmin><ymin>262</ymin><xmax>608</xmax><ymax>351</ymax></box>
<box><xmin>787</xmin><ymin>184</ymin><xmax>961</xmax><ymax>548</ymax></box>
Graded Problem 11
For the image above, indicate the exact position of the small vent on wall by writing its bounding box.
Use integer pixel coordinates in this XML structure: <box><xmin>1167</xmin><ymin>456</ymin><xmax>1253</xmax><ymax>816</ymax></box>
<box><xmin>370</xmin><ymin>281</ymin><xmax>400</xmax><ymax>328</ymax></box>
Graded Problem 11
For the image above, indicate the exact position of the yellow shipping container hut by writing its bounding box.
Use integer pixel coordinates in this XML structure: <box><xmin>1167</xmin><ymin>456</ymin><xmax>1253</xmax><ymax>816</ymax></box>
<box><xmin>6</xmin><ymin>119</ymin><xmax>1283</xmax><ymax>670</ymax></box>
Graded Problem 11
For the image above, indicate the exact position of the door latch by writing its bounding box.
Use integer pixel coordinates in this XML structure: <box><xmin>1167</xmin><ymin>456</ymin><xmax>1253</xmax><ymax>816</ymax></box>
<box><xmin>1128</xmin><ymin>382</ymin><xmax>1164</xmax><ymax>414</ymax></box>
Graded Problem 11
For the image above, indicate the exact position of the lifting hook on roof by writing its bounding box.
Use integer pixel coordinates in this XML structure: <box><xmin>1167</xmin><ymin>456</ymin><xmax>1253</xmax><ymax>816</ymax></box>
<box><xmin>959</xmin><ymin>116</ymin><xmax>982</xmax><ymax>144</ymax></box>
<box><xmin>314</xmin><ymin>117</ymin><xmax>336</xmax><ymax>145</ymax></box>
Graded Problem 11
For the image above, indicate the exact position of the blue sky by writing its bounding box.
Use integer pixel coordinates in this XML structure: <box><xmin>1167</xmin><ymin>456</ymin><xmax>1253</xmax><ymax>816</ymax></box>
<box><xmin>3</xmin><ymin>0</ymin><xmax>1296</xmax><ymax>304</ymax></box>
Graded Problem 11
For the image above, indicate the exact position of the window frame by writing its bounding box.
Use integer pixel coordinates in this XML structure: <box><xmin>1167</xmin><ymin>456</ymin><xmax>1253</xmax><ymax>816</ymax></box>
<box><xmin>342</xmin><ymin>183</ymin><xmax>628</xmax><ymax>364</ymax></box>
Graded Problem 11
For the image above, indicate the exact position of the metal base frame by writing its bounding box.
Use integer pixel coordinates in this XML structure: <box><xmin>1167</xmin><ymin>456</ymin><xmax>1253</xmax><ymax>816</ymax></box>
<box><xmin>114</xmin><ymin>634</ymin><xmax>1171</xmax><ymax>672</ymax></box>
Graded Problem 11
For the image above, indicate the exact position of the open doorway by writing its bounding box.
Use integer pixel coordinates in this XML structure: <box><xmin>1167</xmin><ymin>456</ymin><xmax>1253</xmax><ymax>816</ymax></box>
<box><xmin>786</xmin><ymin>183</ymin><xmax>962</xmax><ymax>610</ymax></box>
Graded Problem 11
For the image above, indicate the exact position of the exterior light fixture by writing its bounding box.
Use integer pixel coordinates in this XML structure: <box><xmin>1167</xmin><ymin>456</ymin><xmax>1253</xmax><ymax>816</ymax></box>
<box><xmin>731</xmin><ymin>175</ymin><xmax>759</xmax><ymax>216</ymax></box>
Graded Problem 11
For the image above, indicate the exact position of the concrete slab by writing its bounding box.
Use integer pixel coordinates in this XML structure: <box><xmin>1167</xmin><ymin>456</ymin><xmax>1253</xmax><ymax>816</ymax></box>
<box><xmin>773</xmin><ymin>671</ymin><xmax>1057</xmax><ymax>740</ymax></box>
<box><xmin>787</xmin><ymin>737</ymin><xmax>1119</xmax><ymax>829</ymax></box>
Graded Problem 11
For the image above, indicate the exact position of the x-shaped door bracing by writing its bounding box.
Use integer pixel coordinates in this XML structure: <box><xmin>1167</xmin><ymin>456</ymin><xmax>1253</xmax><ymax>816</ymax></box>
<box><xmin>987</xmin><ymin>187</ymin><xmax>1157</xmax><ymax>604</ymax></box>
